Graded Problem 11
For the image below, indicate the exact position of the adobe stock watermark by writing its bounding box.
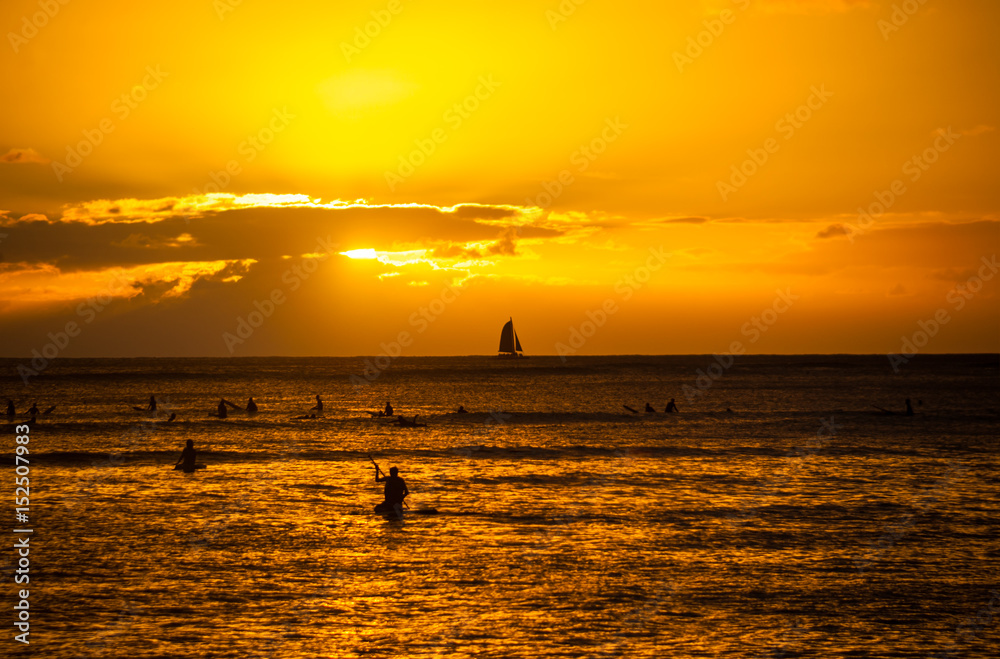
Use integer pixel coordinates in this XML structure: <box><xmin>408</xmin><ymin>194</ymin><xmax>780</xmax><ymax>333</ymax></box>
<box><xmin>350</xmin><ymin>281</ymin><xmax>464</xmax><ymax>389</ymax></box>
<box><xmin>842</xmin><ymin>128</ymin><xmax>961</xmax><ymax>242</ymax></box>
<box><xmin>683</xmin><ymin>288</ymin><xmax>798</xmax><ymax>402</ymax></box>
<box><xmin>340</xmin><ymin>0</ymin><xmax>406</xmax><ymax>62</ymax></box>
<box><xmin>526</xmin><ymin>117</ymin><xmax>627</xmax><ymax>209</ymax></box>
<box><xmin>725</xmin><ymin>416</ymin><xmax>840</xmax><ymax>528</ymax></box>
<box><xmin>853</xmin><ymin>462</ymin><xmax>967</xmax><ymax>575</ymax></box>
<box><xmin>214</xmin><ymin>0</ymin><xmax>244</xmax><ymax>20</ymax></box>
<box><xmin>7</xmin><ymin>0</ymin><xmax>71</xmax><ymax>54</ymax></box>
<box><xmin>222</xmin><ymin>236</ymin><xmax>339</xmax><ymax>353</ymax></box>
<box><xmin>933</xmin><ymin>589</ymin><xmax>1000</xmax><ymax>659</ymax></box>
<box><xmin>51</xmin><ymin>66</ymin><xmax>169</xmax><ymax>182</ymax></box>
<box><xmin>555</xmin><ymin>246</ymin><xmax>669</xmax><ymax>361</ymax></box>
<box><xmin>878</xmin><ymin>0</ymin><xmax>930</xmax><ymax>41</ymax></box>
<box><xmin>384</xmin><ymin>75</ymin><xmax>501</xmax><ymax>191</ymax></box>
<box><xmin>717</xmin><ymin>84</ymin><xmax>833</xmax><ymax>201</ymax></box>
<box><xmin>673</xmin><ymin>0</ymin><xmax>751</xmax><ymax>73</ymax></box>
<box><xmin>887</xmin><ymin>254</ymin><xmax>997</xmax><ymax>373</ymax></box>
<box><xmin>17</xmin><ymin>269</ymin><xmax>132</xmax><ymax>384</ymax></box>
<box><xmin>192</xmin><ymin>107</ymin><xmax>295</xmax><ymax>196</ymax></box>
<box><xmin>545</xmin><ymin>0</ymin><xmax>590</xmax><ymax>30</ymax></box>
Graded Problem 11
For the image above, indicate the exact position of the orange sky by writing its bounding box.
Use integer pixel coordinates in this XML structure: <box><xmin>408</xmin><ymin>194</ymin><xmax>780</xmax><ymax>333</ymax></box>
<box><xmin>1</xmin><ymin>0</ymin><xmax>997</xmax><ymax>357</ymax></box>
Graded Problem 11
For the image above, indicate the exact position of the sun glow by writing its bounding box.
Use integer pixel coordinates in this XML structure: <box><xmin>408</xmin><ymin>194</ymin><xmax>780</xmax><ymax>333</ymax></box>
<box><xmin>340</xmin><ymin>248</ymin><xmax>377</xmax><ymax>260</ymax></box>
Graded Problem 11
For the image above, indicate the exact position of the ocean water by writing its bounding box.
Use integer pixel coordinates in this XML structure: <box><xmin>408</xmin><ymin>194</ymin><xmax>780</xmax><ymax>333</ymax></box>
<box><xmin>2</xmin><ymin>355</ymin><xmax>998</xmax><ymax>658</ymax></box>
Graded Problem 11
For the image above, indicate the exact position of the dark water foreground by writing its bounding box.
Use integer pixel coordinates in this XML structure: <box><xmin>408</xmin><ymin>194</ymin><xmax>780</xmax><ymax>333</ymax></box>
<box><xmin>2</xmin><ymin>355</ymin><xmax>998</xmax><ymax>657</ymax></box>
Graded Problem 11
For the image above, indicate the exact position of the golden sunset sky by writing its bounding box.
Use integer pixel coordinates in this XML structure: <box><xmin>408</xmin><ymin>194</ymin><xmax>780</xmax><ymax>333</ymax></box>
<box><xmin>1</xmin><ymin>0</ymin><xmax>997</xmax><ymax>356</ymax></box>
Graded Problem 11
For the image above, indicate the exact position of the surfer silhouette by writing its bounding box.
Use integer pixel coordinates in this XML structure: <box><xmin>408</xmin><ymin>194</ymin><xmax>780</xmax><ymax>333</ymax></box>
<box><xmin>311</xmin><ymin>395</ymin><xmax>323</xmax><ymax>412</ymax></box>
<box><xmin>28</xmin><ymin>402</ymin><xmax>39</xmax><ymax>416</ymax></box>
<box><xmin>384</xmin><ymin>400</ymin><xmax>393</xmax><ymax>417</ymax></box>
<box><xmin>247</xmin><ymin>397</ymin><xmax>258</xmax><ymax>413</ymax></box>
<box><xmin>645</xmin><ymin>402</ymin><xmax>655</xmax><ymax>414</ymax></box>
<box><xmin>217</xmin><ymin>399</ymin><xmax>227</xmax><ymax>419</ymax></box>
<box><xmin>905</xmin><ymin>398</ymin><xmax>914</xmax><ymax>416</ymax></box>
<box><xmin>457</xmin><ymin>405</ymin><xmax>467</xmax><ymax>414</ymax></box>
<box><xmin>374</xmin><ymin>464</ymin><xmax>409</xmax><ymax>514</ymax></box>
<box><xmin>665</xmin><ymin>398</ymin><xmax>678</xmax><ymax>413</ymax></box>
<box><xmin>175</xmin><ymin>439</ymin><xmax>197</xmax><ymax>473</ymax></box>
<box><xmin>5</xmin><ymin>400</ymin><xmax>13</xmax><ymax>417</ymax></box>
<box><xmin>148</xmin><ymin>395</ymin><xmax>157</xmax><ymax>412</ymax></box>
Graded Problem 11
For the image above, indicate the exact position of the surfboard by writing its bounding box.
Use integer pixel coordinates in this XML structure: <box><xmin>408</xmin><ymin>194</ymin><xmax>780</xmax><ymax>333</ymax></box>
<box><xmin>623</xmin><ymin>405</ymin><xmax>638</xmax><ymax>414</ymax></box>
<box><xmin>173</xmin><ymin>463</ymin><xmax>206</xmax><ymax>471</ymax></box>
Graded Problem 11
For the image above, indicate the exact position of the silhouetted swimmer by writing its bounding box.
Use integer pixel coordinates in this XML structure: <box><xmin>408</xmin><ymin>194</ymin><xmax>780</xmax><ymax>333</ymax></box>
<box><xmin>905</xmin><ymin>398</ymin><xmax>914</xmax><ymax>416</ymax></box>
<box><xmin>247</xmin><ymin>397</ymin><xmax>258</xmax><ymax>413</ymax></box>
<box><xmin>294</xmin><ymin>413</ymin><xmax>316</xmax><ymax>420</ymax></box>
<box><xmin>665</xmin><ymin>398</ymin><xmax>678</xmax><ymax>413</ymax></box>
<box><xmin>217</xmin><ymin>400</ymin><xmax>228</xmax><ymax>419</ymax></box>
<box><xmin>6</xmin><ymin>400</ymin><xmax>14</xmax><ymax>417</ymax></box>
<box><xmin>28</xmin><ymin>402</ymin><xmax>38</xmax><ymax>416</ymax></box>
<box><xmin>175</xmin><ymin>439</ymin><xmax>197</xmax><ymax>473</ymax></box>
<box><xmin>457</xmin><ymin>405</ymin><xmax>467</xmax><ymax>414</ymax></box>
<box><xmin>167</xmin><ymin>413</ymin><xmax>176</xmax><ymax>422</ymax></box>
<box><xmin>311</xmin><ymin>395</ymin><xmax>323</xmax><ymax>412</ymax></box>
<box><xmin>148</xmin><ymin>395</ymin><xmax>157</xmax><ymax>412</ymax></box>
<box><xmin>396</xmin><ymin>414</ymin><xmax>425</xmax><ymax>427</ymax></box>
<box><xmin>645</xmin><ymin>403</ymin><xmax>655</xmax><ymax>414</ymax></box>
<box><xmin>384</xmin><ymin>400</ymin><xmax>393</xmax><ymax>417</ymax></box>
<box><xmin>374</xmin><ymin>464</ymin><xmax>409</xmax><ymax>515</ymax></box>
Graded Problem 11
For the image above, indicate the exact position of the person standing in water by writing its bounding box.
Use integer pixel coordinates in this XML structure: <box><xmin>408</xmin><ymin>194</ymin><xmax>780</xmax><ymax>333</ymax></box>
<box><xmin>665</xmin><ymin>398</ymin><xmax>678</xmax><ymax>413</ymax></box>
<box><xmin>217</xmin><ymin>400</ymin><xmax>227</xmax><ymax>419</ymax></box>
<box><xmin>7</xmin><ymin>400</ymin><xmax>15</xmax><ymax>417</ymax></box>
<box><xmin>384</xmin><ymin>400</ymin><xmax>393</xmax><ymax>417</ymax></box>
<box><xmin>28</xmin><ymin>402</ymin><xmax>39</xmax><ymax>416</ymax></box>
<box><xmin>175</xmin><ymin>439</ymin><xmax>197</xmax><ymax>473</ymax></box>
<box><xmin>148</xmin><ymin>395</ymin><xmax>157</xmax><ymax>412</ymax></box>
<box><xmin>905</xmin><ymin>398</ymin><xmax>915</xmax><ymax>416</ymax></box>
<box><xmin>374</xmin><ymin>464</ymin><xmax>409</xmax><ymax>514</ymax></box>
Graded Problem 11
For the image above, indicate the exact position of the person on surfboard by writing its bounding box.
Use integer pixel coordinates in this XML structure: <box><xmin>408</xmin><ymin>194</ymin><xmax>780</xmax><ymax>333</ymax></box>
<box><xmin>175</xmin><ymin>439</ymin><xmax>197</xmax><ymax>473</ymax></box>
<box><xmin>384</xmin><ymin>400</ymin><xmax>393</xmax><ymax>417</ymax></box>
<box><xmin>645</xmin><ymin>402</ymin><xmax>656</xmax><ymax>413</ymax></box>
<box><xmin>665</xmin><ymin>398</ymin><xmax>678</xmax><ymax>413</ymax></box>
<box><xmin>374</xmin><ymin>463</ymin><xmax>409</xmax><ymax>514</ymax></box>
<box><xmin>247</xmin><ymin>397</ymin><xmax>258</xmax><ymax>413</ymax></box>
<box><xmin>217</xmin><ymin>399</ymin><xmax>227</xmax><ymax>419</ymax></box>
<box><xmin>311</xmin><ymin>395</ymin><xmax>323</xmax><ymax>412</ymax></box>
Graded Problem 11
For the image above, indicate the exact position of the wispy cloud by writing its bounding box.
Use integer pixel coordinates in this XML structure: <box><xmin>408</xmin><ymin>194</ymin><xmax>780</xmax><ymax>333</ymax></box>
<box><xmin>0</xmin><ymin>147</ymin><xmax>50</xmax><ymax>165</ymax></box>
<box><xmin>755</xmin><ymin>0</ymin><xmax>872</xmax><ymax>14</ymax></box>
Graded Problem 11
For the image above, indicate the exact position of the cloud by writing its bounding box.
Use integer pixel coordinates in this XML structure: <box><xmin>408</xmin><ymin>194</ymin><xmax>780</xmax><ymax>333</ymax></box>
<box><xmin>0</xmin><ymin>259</ymin><xmax>256</xmax><ymax>312</ymax></box>
<box><xmin>487</xmin><ymin>227</ymin><xmax>519</xmax><ymax>256</ymax></box>
<box><xmin>816</xmin><ymin>223</ymin><xmax>853</xmax><ymax>239</ymax></box>
<box><xmin>754</xmin><ymin>0</ymin><xmax>872</xmax><ymax>13</ymax></box>
<box><xmin>661</xmin><ymin>216</ymin><xmax>709</xmax><ymax>225</ymax></box>
<box><xmin>887</xmin><ymin>283</ymin><xmax>908</xmax><ymax>296</ymax></box>
<box><xmin>112</xmin><ymin>232</ymin><xmax>199</xmax><ymax>249</ymax></box>
<box><xmin>956</xmin><ymin>125</ymin><xmax>996</xmax><ymax>138</ymax></box>
<box><xmin>0</xmin><ymin>148</ymin><xmax>50</xmax><ymax>165</ymax></box>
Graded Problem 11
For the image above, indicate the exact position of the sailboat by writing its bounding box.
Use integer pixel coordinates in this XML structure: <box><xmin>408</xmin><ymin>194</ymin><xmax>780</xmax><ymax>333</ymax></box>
<box><xmin>497</xmin><ymin>317</ymin><xmax>526</xmax><ymax>358</ymax></box>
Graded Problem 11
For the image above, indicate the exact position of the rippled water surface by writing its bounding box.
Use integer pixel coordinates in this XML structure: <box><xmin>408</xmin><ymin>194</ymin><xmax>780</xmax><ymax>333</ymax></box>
<box><xmin>4</xmin><ymin>355</ymin><xmax>998</xmax><ymax>657</ymax></box>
